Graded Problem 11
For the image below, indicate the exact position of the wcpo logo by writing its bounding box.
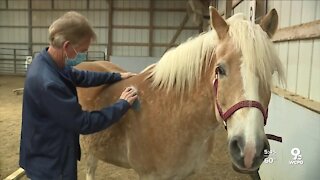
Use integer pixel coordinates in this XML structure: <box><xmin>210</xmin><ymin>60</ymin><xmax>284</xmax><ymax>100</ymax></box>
<box><xmin>289</xmin><ymin>148</ymin><xmax>304</xmax><ymax>165</ymax></box>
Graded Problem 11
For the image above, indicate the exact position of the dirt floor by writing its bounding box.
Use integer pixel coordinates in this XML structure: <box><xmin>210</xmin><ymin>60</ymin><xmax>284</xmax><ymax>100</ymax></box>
<box><xmin>0</xmin><ymin>75</ymin><xmax>251</xmax><ymax>180</ymax></box>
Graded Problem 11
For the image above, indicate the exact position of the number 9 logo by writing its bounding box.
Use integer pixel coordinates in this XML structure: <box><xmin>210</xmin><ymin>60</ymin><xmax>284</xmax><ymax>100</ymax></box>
<box><xmin>291</xmin><ymin>148</ymin><xmax>301</xmax><ymax>160</ymax></box>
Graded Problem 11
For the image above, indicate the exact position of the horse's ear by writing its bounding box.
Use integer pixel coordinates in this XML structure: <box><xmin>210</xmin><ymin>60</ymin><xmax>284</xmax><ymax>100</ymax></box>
<box><xmin>259</xmin><ymin>9</ymin><xmax>278</xmax><ymax>38</ymax></box>
<box><xmin>209</xmin><ymin>6</ymin><xmax>228</xmax><ymax>40</ymax></box>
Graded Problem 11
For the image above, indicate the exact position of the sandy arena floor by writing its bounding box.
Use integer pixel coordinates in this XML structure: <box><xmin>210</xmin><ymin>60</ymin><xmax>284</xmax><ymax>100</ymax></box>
<box><xmin>0</xmin><ymin>75</ymin><xmax>250</xmax><ymax>180</ymax></box>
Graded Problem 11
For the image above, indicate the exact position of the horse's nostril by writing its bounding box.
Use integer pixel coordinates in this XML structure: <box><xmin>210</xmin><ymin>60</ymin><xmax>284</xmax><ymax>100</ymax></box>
<box><xmin>231</xmin><ymin>139</ymin><xmax>241</xmax><ymax>154</ymax></box>
<box><xmin>229</xmin><ymin>136</ymin><xmax>244</xmax><ymax>159</ymax></box>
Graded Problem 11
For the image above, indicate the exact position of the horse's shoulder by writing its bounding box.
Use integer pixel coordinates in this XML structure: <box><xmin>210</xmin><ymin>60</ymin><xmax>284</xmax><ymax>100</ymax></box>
<box><xmin>75</xmin><ymin>61</ymin><xmax>127</xmax><ymax>73</ymax></box>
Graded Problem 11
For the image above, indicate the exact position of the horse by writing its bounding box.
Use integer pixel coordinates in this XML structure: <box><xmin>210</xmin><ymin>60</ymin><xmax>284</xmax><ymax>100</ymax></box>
<box><xmin>76</xmin><ymin>7</ymin><xmax>284</xmax><ymax>180</ymax></box>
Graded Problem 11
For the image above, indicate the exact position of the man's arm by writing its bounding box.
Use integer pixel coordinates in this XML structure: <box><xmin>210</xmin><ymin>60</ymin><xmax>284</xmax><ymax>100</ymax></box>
<box><xmin>41</xmin><ymin>82</ymin><xmax>130</xmax><ymax>134</ymax></box>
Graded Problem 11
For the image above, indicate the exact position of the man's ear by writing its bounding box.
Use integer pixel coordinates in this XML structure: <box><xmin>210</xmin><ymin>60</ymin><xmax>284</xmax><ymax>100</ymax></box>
<box><xmin>62</xmin><ymin>41</ymin><xmax>70</xmax><ymax>50</ymax></box>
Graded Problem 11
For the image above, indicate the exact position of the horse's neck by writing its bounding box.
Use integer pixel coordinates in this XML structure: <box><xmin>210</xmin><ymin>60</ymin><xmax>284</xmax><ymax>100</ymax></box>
<box><xmin>122</xmin><ymin>64</ymin><xmax>215</xmax><ymax>120</ymax></box>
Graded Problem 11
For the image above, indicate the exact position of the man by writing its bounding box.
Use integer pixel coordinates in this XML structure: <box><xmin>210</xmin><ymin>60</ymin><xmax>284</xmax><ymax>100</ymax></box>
<box><xmin>19</xmin><ymin>11</ymin><xmax>138</xmax><ymax>179</ymax></box>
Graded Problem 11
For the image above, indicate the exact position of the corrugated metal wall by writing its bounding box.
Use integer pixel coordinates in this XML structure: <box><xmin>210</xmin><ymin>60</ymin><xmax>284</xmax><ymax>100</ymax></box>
<box><xmin>31</xmin><ymin>0</ymin><xmax>110</xmax><ymax>54</ymax></box>
<box><xmin>0</xmin><ymin>0</ymin><xmax>200</xmax><ymax>74</ymax></box>
<box><xmin>0</xmin><ymin>0</ymin><xmax>28</xmax><ymax>49</ymax></box>
<box><xmin>0</xmin><ymin>0</ymin><xmax>29</xmax><ymax>74</ymax></box>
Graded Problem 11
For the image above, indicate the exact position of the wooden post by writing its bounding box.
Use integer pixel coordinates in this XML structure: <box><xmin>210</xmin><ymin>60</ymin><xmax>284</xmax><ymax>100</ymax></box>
<box><xmin>86</xmin><ymin>0</ymin><xmax>89</xmax><ymax>9</ymax></box>
<box><xmin>225</xmin><ymin>0</ymin><xmax>233</xmax><ymax>18</ymax></box>
<box><xmin>51</xmin><ymin>0</ymin><xmax>54</xmax><ymax>9</ymax></box>
<box><xmin>165</xmin><ymin>13</ymin><xmax>189</xmax><ymax>52</ymax></box>
<box><xmin>210</xmin><ymin>0</ymin><xmax>216</xmax><ymax>7</ymax></box>
<box><xmin>255</xmin><ymin>0</ymin><xmax>267</xmax><ymax>23</ymax></box>
<box><xmin>4</xmin><ymin>168</ymin><xmax>25</xmax><ymax>180</ymax></box>
<box><xmin>13</xmin><ymin>49</ymin><xmax>16</xmax><ymax>73</ymax></box>
<box><xmin>232</xmin><ymin>0</ymin><xmax>243</xmax><ymax>9</ymax></box>
<box><xmin>107</xmin><ymin>0</ymin><xmax>113</xmax><ymax>60</ymax></box>
<box><xmin>272</xmin><ymin>87</ymin><xmax>320</xmax><ymax>114</ymax></box>
<box><xmin>28</xmin><ymin>0</ymin><xmax>33</xmax><ymax>58</ymax></box>
<box><xmin>272</xmin><ymin>20</ymin><xmax>320</xmax><ymax>42</ymax></box>
<box><xmin>149</xmin><ymin>0</ymin><xmax>154</xmax><ymax>56</ymax></box>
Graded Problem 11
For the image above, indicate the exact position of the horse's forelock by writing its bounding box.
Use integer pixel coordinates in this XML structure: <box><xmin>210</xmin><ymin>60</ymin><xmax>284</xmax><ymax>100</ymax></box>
<box><xmin>227</xmin><ymin>18</ymin><xmax>284</xmax><ymax>91</ymax></box>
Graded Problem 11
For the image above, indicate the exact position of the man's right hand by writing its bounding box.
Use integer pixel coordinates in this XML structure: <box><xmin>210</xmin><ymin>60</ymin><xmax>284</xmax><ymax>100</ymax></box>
<box><xmin>120</xmin><ymin>87</ymin><xmax>138</xmax><ymax>105</ymax></box>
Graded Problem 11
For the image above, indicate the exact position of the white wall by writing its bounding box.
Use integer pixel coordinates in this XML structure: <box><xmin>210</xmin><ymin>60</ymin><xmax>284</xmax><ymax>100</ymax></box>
<box><xmin>260</xmin><ymin>94</ymin><xmax>320</xmax><ymax>180</ymax></box>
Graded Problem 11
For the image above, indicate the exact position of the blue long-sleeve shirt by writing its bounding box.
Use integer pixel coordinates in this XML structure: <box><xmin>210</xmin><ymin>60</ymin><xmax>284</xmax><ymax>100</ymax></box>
<box><xmin>19</xmin><ymin>48</ymin><xmax>130</xmax><ymax>179</ymax></box>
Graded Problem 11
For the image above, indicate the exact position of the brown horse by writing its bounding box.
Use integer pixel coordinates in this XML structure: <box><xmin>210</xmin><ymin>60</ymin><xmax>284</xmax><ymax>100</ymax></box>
<box><xmin>77</xmin><ymin>7</ymin><xmax>283</xmax><ymax>180</ymax></box>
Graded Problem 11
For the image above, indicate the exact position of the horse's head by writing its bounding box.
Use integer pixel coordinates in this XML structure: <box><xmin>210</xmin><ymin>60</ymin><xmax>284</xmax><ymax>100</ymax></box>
<box><xmin>209</xmin><ymin>7</ymin><xmax>283</xmax><ymax>172</ymax></box>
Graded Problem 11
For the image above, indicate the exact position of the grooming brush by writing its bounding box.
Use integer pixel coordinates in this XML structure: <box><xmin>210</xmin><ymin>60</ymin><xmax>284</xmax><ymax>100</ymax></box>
<box><xmin>129</xmin><ymin>86</ymin><xmax>140</xmax><ymax>111</ymax></box>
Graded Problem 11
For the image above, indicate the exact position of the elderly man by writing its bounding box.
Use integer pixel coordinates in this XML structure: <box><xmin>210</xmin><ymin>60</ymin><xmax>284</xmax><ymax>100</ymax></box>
<box><xmin>19</xmin><ymin>11</ymin><xmax>138</xmax><ymax>180</ymax></box>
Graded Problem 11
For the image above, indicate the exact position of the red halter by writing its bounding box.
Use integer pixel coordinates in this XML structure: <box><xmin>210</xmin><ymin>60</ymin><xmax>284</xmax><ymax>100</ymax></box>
<box><xmin>213</xmin><ymin>69</ymin><xmax>282</xmax><ymax>142</ymax></box>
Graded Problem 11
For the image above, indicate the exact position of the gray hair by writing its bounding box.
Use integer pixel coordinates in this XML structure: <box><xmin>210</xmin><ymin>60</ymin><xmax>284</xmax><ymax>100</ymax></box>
<box><xmin>48</xmin><ymin>11</ymin><xmax>97</xmax><ymax>48</ymax></box>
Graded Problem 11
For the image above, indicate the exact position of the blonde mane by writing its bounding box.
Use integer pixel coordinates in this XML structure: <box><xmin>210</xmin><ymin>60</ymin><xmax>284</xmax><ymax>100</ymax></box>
<box><xmin>147</xmin><ymin>13</ymin><xmax>284</xmax><ymax>93</ymax></box>
<box><xmin>148</xmin><ymin>31</ymin><xmax>217</xmax><ymax>93</ymax></box>
<box><xmin>227</xmin><ymin>13</ymin><xmax>284</xmax><ymax>90</ymax></box>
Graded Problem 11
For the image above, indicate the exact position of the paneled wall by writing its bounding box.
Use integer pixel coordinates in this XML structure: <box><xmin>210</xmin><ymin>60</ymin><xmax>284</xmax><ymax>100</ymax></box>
<box><xmin>0</xmin><ymin>0</ymin><xmax>200</xmax><ymax>74</ymax></box>
<box><xmin>268</xmin><ymin>0</ymin><xmax>320</xmax><ymax>102</ymax></box>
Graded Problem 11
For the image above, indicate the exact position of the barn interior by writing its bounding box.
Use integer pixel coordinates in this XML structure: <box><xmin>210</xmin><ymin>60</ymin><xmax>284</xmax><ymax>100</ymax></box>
<box><xmin>0</xmin><ymin>0</ymin><xmax>319</xmax><ymax>180</ymax></box>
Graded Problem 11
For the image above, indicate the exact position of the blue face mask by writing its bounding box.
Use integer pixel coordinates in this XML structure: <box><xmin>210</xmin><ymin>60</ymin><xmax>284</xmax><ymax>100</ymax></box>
<box><xmin>65</xmin><ymin>47</ymin><xmax>87</xmax><ymax>66</ymax></box>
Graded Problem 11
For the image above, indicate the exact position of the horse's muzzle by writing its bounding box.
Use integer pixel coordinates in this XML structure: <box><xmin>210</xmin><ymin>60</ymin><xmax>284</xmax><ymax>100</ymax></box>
<box><xmin>228</xmin><ymin>136</ymin><xmax>270</xmax><ymax>171</ymax></box>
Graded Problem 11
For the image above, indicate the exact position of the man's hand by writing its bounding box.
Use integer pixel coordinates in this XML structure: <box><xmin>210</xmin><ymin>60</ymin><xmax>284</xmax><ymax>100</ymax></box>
<box><xmin>120</xmin><ymin>72</ymin><xmax>137</xmax><ymax>79</ymax></box>
<box><xmin>120</xmin><ymin>87</ymin><xmax>138</xmax><ymax>105</ymax></box>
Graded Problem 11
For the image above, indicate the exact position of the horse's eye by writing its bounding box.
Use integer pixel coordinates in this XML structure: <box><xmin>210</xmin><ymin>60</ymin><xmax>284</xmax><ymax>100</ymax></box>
<box><xmin>216</xmin><ymin>66</ymin><xmax>226</xmax><ymax>76</ymax></box>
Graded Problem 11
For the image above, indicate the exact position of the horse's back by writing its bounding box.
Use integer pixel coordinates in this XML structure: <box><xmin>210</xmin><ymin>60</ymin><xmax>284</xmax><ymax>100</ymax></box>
<box><xmin>75</xmin><ymin>61</ymin><xmax>127</xmax><ymax>111</ymax></box>
<box><xmin>76</xmin><ymin>60</ymin><xmax>127</xmax><ymax>73</ymax></box>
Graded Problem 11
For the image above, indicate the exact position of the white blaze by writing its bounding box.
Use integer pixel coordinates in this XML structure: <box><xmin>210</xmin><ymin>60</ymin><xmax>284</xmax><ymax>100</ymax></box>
<box><xmin>240</xmin><ymin>61</ymin><xmax>265</xmax><ymax>144</ymax></box>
